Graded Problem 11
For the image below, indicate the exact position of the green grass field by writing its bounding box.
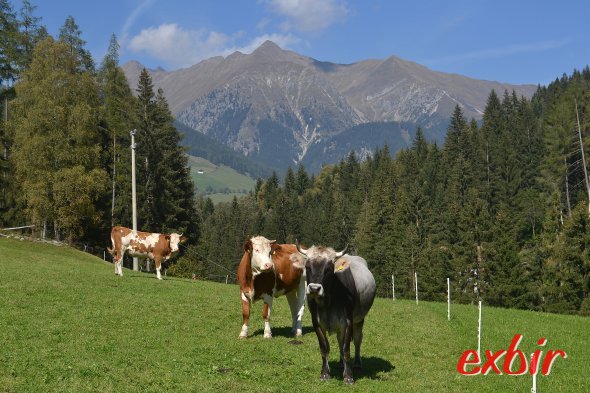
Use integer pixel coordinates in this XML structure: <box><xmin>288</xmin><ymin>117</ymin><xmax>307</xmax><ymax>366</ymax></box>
<box><xmin>187</xmin><ymin>156</ymin><xmax>255</xmax><ymax>204</ymax></box>
<box><xmin>1</xmin><ymin>237</ymin><xmax>588</xmax><ymax>392</ymax></box>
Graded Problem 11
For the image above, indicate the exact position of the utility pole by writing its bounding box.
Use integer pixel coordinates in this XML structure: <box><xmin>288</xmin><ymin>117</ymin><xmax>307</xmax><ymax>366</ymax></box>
<box><xmin>111</xmin><ymin>129</ymin><xmax>116</xmax><ymax>227</ymax></box>
<box><xmin>130</xmin><ymin>129</ymin><xmax>138</xmax><ymax>271</ymax></box>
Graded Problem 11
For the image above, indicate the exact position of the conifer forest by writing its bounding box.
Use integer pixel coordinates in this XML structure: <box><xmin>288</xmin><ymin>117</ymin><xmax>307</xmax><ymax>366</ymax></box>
<box><xmin>1</xmin><ymin>1</ymin><xmax>589</xmax><ymax>316</ymax></box>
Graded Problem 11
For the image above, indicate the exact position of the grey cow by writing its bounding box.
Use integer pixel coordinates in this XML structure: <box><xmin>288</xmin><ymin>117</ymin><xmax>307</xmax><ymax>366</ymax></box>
<box><xmin>291</xmin><ymin>242</ymin><xmax>377</xmax><ymax>384</ymax></box>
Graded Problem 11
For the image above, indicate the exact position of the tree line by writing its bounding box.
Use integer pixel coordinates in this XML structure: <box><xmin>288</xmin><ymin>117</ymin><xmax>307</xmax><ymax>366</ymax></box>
<box><xmin>188</xmin><ymin>72</ymin><xmax>590</xmax><ymax>316</ymax></box>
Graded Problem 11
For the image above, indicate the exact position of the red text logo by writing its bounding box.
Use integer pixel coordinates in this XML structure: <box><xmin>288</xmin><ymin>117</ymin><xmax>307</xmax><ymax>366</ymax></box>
<box><xmin>457</xmin><ymin>334</ymin><xmax>567</xmax><ymax>376</ymax></box>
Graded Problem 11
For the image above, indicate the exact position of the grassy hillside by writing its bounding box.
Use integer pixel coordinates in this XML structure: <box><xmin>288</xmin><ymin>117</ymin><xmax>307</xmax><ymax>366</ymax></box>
<box><xmin>0</xmin><ymin>237</ymin><xmax>588</xmax><ymax>392</ymax></box>
<box><xmin>177</xmin><ymin>121</ymin><xmax>274</xmax><ymax>180</ymax></box>
<box><xmin>187</xmin><ymin>155</ymin><xmax>255</xmax><ymax>203</ymax></box>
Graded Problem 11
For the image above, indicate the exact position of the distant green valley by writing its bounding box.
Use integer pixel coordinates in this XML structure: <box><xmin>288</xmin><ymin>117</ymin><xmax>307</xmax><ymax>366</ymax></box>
<box><xmin>187</xmin><ymin>155</ymin><xmax>256</xmax><ymax>203</ymax></box>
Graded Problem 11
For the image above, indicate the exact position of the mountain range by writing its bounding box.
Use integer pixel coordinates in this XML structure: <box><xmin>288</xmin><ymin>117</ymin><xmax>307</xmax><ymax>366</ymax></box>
<box><xmin>122</xmin><ymin>41</ymin><xmax>537</xmax><ymax>173</ymax></box>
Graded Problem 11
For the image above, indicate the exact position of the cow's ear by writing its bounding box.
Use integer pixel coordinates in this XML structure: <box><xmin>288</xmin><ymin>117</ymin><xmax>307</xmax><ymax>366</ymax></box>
<box><xmin>334</xmin><ymin>257</ymin><xmax>351</xmax><ymax>273</ymax></box>
<box><xmin>334</xmin><ymin>257</ymin><xmax>356</xmax><ymax>297</ymax></box>
<box><xmin>290</xmin><ymin>253</ymin><xmax>306</xmax><ymax>270</ymax></box>
<box><xmin>180</xmin><ymin>236</ymin><xmax>188</xmax><ymax>243</ymax></box>
<box><xmin>165</xmin><ymin>234</ymin><xmax>171</xmax><ymax>241</ymax></box>
<box><xmin>243</xmin><ymin>240</ymin><xmax>252</xmax><ymax>253</ymax></box>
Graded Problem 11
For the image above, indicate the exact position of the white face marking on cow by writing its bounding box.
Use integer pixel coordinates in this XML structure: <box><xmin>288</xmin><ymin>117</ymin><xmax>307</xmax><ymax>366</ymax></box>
<box><xmin>249</xmin><ymin>236</ymin><xmax>275</xmax><ymax>275</ymax></box>
<box><xmin>169</xmin><ymin>233</ymin><xmax>183</xmax><ymax>253</ymax></box>
<box><xmin>305</xmin><ymin>246</ymin><xmax>339</xmax><ymax>261</ymax></box>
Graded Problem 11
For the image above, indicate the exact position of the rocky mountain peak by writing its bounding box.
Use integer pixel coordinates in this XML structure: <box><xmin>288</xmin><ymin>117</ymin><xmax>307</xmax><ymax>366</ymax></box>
<box><xmin>122</xmin><ymin>41</ymin><xmax>537</xmax><ymax>173</ymax></box>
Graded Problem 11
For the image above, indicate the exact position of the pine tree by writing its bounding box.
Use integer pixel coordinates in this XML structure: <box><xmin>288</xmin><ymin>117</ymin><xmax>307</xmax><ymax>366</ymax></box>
<box><xmin>135</xmin><ymin>68</ymin><xmax>158</xmax><ymax>230</ymax></box>
<box><xmin>97</xmin><ymin>34</ymin><xmax>136</xmax><ymax>228</ymax></box>
<box><xmin>16</xmin><ymin>0</ymin><xmax>47</xmax><ymax>70</ymax></box>
<box><xmin>152</xmin><ymin>87</ymin><xmax>198</xmax><ymax>237</ymax></box>
<box><xmin>0</xmin><ymin>0</ymin><xmax>19</xmax><ymax>223</ymax></box>
<box><xmin>131</xmin><ymin>69</ymin><xmax>198</xmax><ymax>240</ymax></box>
<box><xmin>58</xmin><ymin>16</ymin><xmax>93</xmax><ymax>72</ymax></box>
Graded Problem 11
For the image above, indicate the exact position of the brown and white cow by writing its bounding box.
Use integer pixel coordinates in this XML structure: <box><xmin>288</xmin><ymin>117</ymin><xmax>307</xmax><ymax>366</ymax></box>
<box><xmin>237</xmin><ymin>236</ymin><xmax>306</xmax><ymax>339</ymax></box>
<box><xmin>107</xmin><ymin>226</ymin><xmax>187</xmax><ymax>280</ymax></box>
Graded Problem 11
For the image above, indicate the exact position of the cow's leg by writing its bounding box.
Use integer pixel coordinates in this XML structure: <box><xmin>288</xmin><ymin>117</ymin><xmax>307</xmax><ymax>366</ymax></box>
<box><xmin>115</xmin><ymin>253</ymin><xmax>123</xmax><ymax>276</ymax></box>
<box><xmin>262</xmin><ymin>294</ymin><xmax>273</xmax><ymax>338</ymax></box>
<box><xmin>337</xmin><ymin>330</ymin><xmax>345</xmax><ymax>368</ymax></box>
<box><xmin>353</xmin><ymin>319</ymin><xmax>365</xmax><ymax>369</ymax></box>
<box><xmin>286</xmin><ymin>278</ymin><xmax>306</xmax><ymax>337</ymax></box>
<box><xmin>239</xmin><ymin>291</ymin><xmax>251</xmax><ymax>339</ymax></box>
<box><xmin>286</xmin><ymin>289</ymin><xmax>305</xmax><ymax>337</ymax></box>
<box><xmin>309</xmin><ymin>300</ymin><xmax>330</xmax><ymax>380</ymax></box>
<box><xmin>112</xmin><ymin>236</ymin><xmax>123</xmax><ymax>276</ymax></box>
<box><xmin>342</xmin><ymin>317</ymin><xmax>354</xmax><ymax>384</ymax></box>
<box><xmin>154</xmin><ymin>257</ymin><xmax>162</xmax><ymax>280</ymax></box>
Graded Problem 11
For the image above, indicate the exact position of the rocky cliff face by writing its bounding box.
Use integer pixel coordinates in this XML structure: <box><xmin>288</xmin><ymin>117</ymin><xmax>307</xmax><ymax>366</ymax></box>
<box><xmin>122</xmin><ymin>41</ymin><xmax>537</xmax><ymax>171</ymax></box>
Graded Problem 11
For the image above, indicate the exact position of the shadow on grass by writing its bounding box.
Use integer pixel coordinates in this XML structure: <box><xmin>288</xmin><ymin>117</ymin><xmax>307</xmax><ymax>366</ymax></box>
<box><xmin>252</xmin><ymin>326</ymin><xmax>315</xmax><ymax>338</ymax></box>
<box><xmin>304</xmin><ymin>356</ymin><xmax>395</xmax><ymax>382</ymax></box>
<box><xmin>313</xmin><ymin>356</ymin><xmax>395</xmax><ymax>382</ymax></box>
<box><xmin>349</xmin><ymin>356</ymin><xmax>395</xmax><ymax>380</ymax></box>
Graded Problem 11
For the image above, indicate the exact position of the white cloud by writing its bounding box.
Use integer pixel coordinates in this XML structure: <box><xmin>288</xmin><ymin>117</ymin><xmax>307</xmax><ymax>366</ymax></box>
<box><xmin>265</xmin><ymin>0</ymin><xmax>348</xmax><ymax>32</ymax></box>
<box><xmin>127</xmin><ymin>24</ymin><xmax>301</xmax><ymax>69</ymax></box>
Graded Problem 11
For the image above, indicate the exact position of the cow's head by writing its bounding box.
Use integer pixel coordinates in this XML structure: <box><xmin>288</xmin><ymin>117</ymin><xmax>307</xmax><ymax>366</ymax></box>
<box><xmin>168</xmin><ymin>233</ymin><xmax>187</xmax><ymax>253</ymax></box>
<box><xmin>291</xmin><ymin>241</ymin><xmax>348</xmax><ymax>299</ymax></box>
<box><xmin>244</xmin><ymin>236</ymin><xmax>276</xmax><ymax>275</ymax></box>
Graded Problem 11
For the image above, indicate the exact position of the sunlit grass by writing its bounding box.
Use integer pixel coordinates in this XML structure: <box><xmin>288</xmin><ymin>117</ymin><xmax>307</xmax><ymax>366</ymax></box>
<box><xmin>0</xmin><ymin>237</ymin><xmax>588</xmax><ymax>392</ymax></box>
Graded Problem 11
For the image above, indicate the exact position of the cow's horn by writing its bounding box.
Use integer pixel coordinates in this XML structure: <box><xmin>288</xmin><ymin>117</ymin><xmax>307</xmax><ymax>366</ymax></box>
<box><xmin>269</xmin><ymin>239</ymin><xmax>276</xmax><ymax>244</ymax></box>
<box><xmin>335</xmin><ymin>244</ymin><xmax>348</xmax><ymax>258</ymax></box>
<box><xmin>296</xmin><ymin>239</ymin><xmax>307</xmax><ymax>256</ymax></box>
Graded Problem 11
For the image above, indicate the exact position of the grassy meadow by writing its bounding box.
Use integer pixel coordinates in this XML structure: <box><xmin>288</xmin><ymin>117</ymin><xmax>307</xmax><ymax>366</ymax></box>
<box><xmin>0</xmin><ymin>237</ymin><xmax>588</xmax><ymax>392</ymax></box>
<box><xmin>187</xmin><ymin>156</ymin><xmax>255</xmax><ymax>203</ymax></box>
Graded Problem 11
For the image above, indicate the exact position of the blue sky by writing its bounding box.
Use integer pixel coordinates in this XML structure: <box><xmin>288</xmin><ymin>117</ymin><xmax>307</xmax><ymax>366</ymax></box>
<box><xmin>12</xmin><ymin>0</ymin><xmax>590</xmax><ymax>85</ymax></box>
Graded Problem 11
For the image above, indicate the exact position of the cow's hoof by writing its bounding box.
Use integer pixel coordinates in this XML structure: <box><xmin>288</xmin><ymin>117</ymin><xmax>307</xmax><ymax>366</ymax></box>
<box><xmin>263</xmin><ymin>333</ymin><xmax>272</xmax><ymax>339</ymax></box>
<box><xmin>344</xmin><ymin>376</ymin><xmax>354</xmax><ymax>385</ymax></box>
<box><xmin>295</xmin><ymin>329</ymin><xmax>303</xmax><ymax>337</ymax></box>
<box><xmin>238</xmin><ymin>335</ymin><xmax>248</xmax><ymax>339</ymax></box>
<box><xmin>320</xmin><ymin>372</ymin><xmax>330</xmax><ymax>381</ymax></box>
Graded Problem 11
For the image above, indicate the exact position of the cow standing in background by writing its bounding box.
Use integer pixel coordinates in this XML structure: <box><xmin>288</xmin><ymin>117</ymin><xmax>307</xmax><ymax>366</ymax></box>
<box><xmin>291</xmin><ymin>242</ymin><xmax>376</xmax><ymax>384</ymax></box>
<box><xmin>237</xmin><ymin>236</ymin><xmax>306</xmax><ymax>339</ymax></box>
<box><xmin>108</xmin><ymin>226</ymin><xmax>187</xmax><ymax>280</ymax></box>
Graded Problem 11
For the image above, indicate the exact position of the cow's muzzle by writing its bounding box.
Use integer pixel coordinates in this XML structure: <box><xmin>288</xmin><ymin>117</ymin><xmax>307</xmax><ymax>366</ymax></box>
<box><xmin>307</xmin><ymin>283</ymin><xmax>324</xmax><ymax>297</ymax></box>
<box><xmin>261</xmin><ymin>262</ymin><xmax>273</xmax><ymax>271</ymax></box>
